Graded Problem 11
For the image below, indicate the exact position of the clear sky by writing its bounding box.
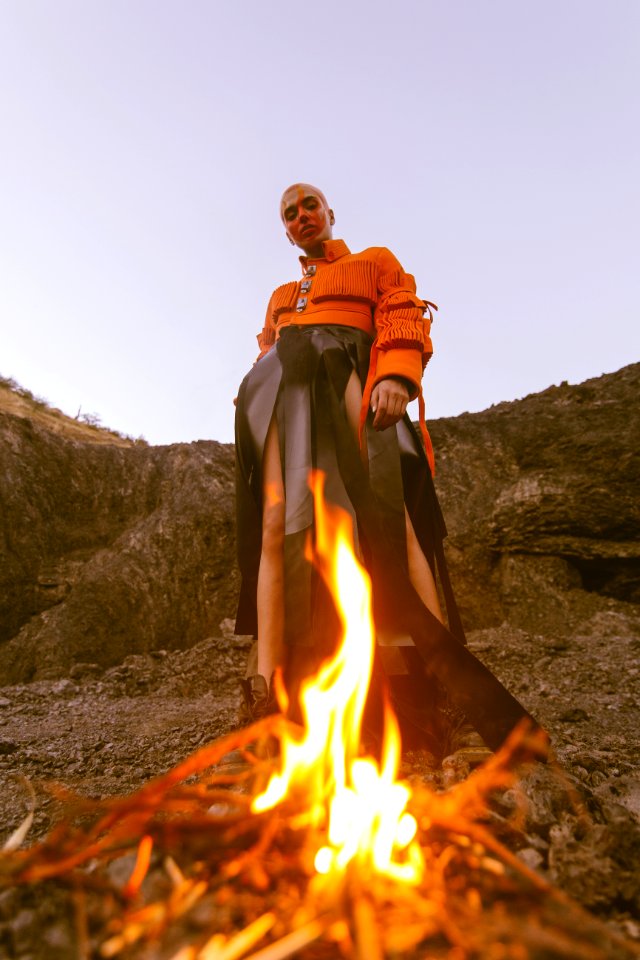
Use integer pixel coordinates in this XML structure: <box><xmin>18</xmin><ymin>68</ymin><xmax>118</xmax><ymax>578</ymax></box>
<box><xmin>1</xmin><ymin>0</ymin><xmax>638</xmax><ymax>444</ymax></box>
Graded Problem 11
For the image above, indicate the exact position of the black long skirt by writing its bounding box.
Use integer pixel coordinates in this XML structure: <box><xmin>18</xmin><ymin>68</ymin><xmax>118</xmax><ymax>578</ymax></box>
<box><xmin>234</xmin><ymin>325</ymin><xmax>539</xmax><ymax>752</ymax></box>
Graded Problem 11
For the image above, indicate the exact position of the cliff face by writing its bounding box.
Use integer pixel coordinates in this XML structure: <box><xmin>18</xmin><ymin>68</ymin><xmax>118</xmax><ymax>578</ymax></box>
<box><xmin>0</xmin><ymin>364</ymin><xmax>638</xmax><ymax>683</ymax></box>
<box><xmin>0</xmin><ymin>388</ymin><xmax>238</xmax><ymax>682</ymax></box>
<box><xmin>430</xmin><ymin>363</ymin><xmax>639</xmax><ymax>636</ymax></box>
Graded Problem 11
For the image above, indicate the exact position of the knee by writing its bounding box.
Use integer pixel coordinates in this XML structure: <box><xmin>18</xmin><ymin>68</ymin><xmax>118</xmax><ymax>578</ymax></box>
<box><xmin>405</xmin><ymin>509</ymin><xmax>419</xmax><ymax>554</ymax></box>
<box><xmin>262</xmin><ymin>500</ymin><xmax>285</xmax><ymax>557</ymax></box>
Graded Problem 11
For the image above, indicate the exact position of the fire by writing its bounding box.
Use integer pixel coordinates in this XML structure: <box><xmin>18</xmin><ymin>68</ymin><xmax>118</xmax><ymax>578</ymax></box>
<box><xmin>0</xmin><ymin>464</ymin><xmax>558</xmax><ymax>958</ymax></box>
<box><xmin>252</xmin><ymin>472</ymin><xmax>424</xmax><ymax>885</ymax></box>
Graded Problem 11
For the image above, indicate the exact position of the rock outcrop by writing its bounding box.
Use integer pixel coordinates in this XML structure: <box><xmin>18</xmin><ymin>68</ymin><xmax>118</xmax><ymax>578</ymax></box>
<box><xmin>0</xmin><ymin>364</ymin><xmax>638</xmax><ymax>683</ymax></box>
<box><xmin>430</xmin><ymin>362</ymin><xmax>640</xmax><ymax>635</ymax></box>
<box><xmin>0</xmin><ymin>385</ymin><xmax>237</xmax><ymax>682</ymax></box>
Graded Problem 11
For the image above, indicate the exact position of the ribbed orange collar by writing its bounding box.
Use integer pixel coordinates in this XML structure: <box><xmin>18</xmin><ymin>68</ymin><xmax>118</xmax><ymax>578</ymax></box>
<box><xmin>299</xmin><ymin>238</ymin><xmax>351</xmax><ymax>270</ymax></box>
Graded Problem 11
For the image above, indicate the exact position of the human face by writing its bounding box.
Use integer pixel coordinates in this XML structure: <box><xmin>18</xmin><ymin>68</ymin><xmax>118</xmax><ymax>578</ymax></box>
<box><xmin>280</xmin><ymin>184</ymin><xmax>334</xmax><ymax>256</ymax></box>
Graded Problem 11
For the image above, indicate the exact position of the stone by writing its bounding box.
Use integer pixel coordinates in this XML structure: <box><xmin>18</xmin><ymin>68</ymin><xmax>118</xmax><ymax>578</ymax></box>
<box><xmin>517</xmin><ymin>846</ymin><xmax>545</xmax><ymax>870</ymax></box>
<box><xmin>558</xmin><ymin>708</ymin><xmax>589</xmax><ymax>723</ymax></box>
<box><xmin>9</xmin><ymin>909</ymin><xmax>37</xmax><ymax>954</ymax></box>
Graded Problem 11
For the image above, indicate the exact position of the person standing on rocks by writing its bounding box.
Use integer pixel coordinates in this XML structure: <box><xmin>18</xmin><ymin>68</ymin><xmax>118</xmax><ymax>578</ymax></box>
<box><xmin>234</xmin><ymin>183</ymin><xmax>539</xmax><ymax>760</ymax></box>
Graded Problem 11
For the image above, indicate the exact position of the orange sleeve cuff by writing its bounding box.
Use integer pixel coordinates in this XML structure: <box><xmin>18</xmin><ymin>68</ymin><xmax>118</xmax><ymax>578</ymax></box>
<box><xmin>373</xmin><ymin>347</ymin><xmax>423</xmax><ymax>399</ymax></box>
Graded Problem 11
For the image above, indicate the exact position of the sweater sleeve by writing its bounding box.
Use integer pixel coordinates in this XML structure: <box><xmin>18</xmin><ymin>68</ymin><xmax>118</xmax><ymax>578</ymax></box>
<box><xmin>255</xmin><ymin>280</ymin><xmax>299</xmax><ymax>360</ymax></box>
<box><xmin>372</xmin><ymin>247</ymin><xmax>434</xmax><ymax>397</ymax></box>
<box><xmin>256</xmin><ymin>295</ymin><xmax>276</xmax><ymax>360</ymax></box>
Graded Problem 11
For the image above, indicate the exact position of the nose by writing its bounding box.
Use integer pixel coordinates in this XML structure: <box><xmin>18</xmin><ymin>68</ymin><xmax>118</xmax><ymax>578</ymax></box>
<box><xmin>299</xmin><ymin>208</ymin><xmax>309</xmax><ymax>223</ymax></box>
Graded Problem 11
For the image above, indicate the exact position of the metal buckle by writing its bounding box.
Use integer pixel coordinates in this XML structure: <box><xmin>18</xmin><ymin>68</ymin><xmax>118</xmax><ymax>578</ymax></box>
<box><xmin>295</xmin><ymin>297</ymin><xmax>308</xmax><ymax>313</ymax></box>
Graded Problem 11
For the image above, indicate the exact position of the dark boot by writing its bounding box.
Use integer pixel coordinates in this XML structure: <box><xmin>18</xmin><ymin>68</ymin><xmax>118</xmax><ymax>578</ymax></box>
<box><xmin>442</xmin><ymin>717</ymin><xmax>493</xmax><ymax>785</ymax></box>
<box><xmin>238</xmin><ymin>673</ymin><xmax>279</xmax><ymax>724</ymax></box>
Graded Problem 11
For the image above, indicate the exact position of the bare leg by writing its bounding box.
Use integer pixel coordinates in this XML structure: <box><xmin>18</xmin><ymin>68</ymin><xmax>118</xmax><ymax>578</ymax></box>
<box><xmin>256</xmin><ymin>416</ymin><xmax>286</xmax><ymax>680</ymax></box>
<box><xmin>405</xmin><ymin>507</ymin><xmax>444</xmax><ymax>624</ymax></box>
<box><xmin>344</xmin><ymin>367</ymin><xmax>368</xmax><ymax>466</ymax></box>
<box><xmin>343</xmin><ymin>369</ymin><xmax>444</xmax><ymax>624</ymax></box>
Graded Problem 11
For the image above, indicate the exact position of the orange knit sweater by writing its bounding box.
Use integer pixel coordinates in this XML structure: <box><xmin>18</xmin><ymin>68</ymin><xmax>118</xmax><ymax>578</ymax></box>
<box><xmin>256</xmin><ymin>239</ymin><xmax>437</xmax><ymax>470</ymax></box>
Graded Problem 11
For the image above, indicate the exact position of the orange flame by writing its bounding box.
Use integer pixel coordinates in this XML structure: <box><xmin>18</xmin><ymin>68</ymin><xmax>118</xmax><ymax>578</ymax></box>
<box><xmin>252</xmin><ymin>472</ymin><xmax>424</xmax><ymax>884</ymax></box>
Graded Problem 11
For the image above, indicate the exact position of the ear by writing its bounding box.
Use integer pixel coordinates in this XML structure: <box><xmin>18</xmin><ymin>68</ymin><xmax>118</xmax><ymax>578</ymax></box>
<box><xmin>328</xmin><ymin>208</ymin><xmax>335</xmax><ymax>225</ymax></box>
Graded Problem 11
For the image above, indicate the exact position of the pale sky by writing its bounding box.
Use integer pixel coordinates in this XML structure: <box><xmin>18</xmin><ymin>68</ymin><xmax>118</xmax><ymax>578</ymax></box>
<box><xmin>1</xmin><ymin>0</ymin><xmax>638</xmax><ymax>445</ymax></box>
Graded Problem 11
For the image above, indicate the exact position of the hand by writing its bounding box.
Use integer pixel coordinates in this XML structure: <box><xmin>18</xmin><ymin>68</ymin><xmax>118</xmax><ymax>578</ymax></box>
<box><xmin>371</xmin><ymin>378</ymin><xmax>410</xmax><ymax>431</ymax></box>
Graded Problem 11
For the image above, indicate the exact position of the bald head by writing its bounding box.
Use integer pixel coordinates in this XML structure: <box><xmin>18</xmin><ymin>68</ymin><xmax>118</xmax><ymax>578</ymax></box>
<box><xmin>280</xmin><ymin>183</ymin><xmax>335</xmax><ymax>255</ymax></box>
<box><xmin>280</xmin><ymin>183</ymin><xmax>329</xmax><ymax>217</ymax></box>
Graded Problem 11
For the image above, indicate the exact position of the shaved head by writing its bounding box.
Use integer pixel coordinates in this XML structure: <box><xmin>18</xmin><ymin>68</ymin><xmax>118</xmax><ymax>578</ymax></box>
<box><xmin>280</xmin><ymin>183</ymin><xmax>329</xmax><ymax>218</ymax></box>
<box><xmin>279</xmin><ymin>183</ymin><xmax>335</xmax><ymax>255</ymax></box>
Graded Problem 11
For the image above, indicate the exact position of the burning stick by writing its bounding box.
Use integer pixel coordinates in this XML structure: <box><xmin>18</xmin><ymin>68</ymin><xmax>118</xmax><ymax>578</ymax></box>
<box><xmin>2</xmin><ymin>775</ymin><xmax>36</xmax><ymax>852</ymax></box>
<box><xmin>200</xmin><ymin>911</ymin><xmax>276</xmax><ymax>960</ymax></box>
<box><xmin>122</xmin><ymin>834</ymin><xmax>153</xmax><ymax>898</ymax></box>
<box><xmin>242</xmin><ymin>918</ymin><xmax>328</xmax><ymax>960</ymax></box>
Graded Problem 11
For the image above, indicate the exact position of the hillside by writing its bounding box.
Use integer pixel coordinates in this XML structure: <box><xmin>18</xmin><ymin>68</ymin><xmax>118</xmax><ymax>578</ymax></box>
<box><xmin>0</xmin><ymin>378</ymin><xmax>136</xmax><ymax>447</ymax></box>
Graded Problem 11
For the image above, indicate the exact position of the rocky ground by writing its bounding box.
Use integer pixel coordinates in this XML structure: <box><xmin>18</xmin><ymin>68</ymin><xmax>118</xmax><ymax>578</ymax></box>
<box><xmin>0</xmin><ymin>604</ymin><xmax>638</xmax><ymax>959</ymax></box>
